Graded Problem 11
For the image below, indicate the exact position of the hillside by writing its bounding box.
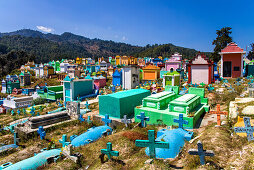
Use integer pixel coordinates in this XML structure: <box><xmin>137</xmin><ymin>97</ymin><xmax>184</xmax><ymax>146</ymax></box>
<box><xmin>0</xmin><ymin>29</ymin><xmax>207</xmax><ymax>63</ymax></box>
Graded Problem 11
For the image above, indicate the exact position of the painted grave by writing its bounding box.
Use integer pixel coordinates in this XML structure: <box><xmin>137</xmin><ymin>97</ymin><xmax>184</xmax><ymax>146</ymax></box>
<box><xmin>135</xmin><ymin>87</ymin><xmax>209</xmax><ymax>128</ymax></box>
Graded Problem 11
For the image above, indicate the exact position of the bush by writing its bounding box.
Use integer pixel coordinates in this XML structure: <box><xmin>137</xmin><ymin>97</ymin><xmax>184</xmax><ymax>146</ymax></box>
<box><xmin>32</xmin><ymin>98</ymin><xmax>46</xmax><ymax>105</ymax></box>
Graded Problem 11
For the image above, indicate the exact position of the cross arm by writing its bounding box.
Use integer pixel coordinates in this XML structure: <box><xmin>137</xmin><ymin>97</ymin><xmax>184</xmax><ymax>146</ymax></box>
<box><xmin>135</xmin><ymin>140</ymin><xmax>149</xmax><ymax>147</ymax></box>
<box><xmin>188</xmin><ymin>149</ymin><xmax>199</xmax><ymax>155</ymax></box>
<box><xmin>204</xmin><ymin>150</ymin><xmax>215</xmax><ymax>157</ymax></box>
<box><xmin>154</xmin><ymin>142</ymin><xmax>169</xmax><ymax>149</ymax></box>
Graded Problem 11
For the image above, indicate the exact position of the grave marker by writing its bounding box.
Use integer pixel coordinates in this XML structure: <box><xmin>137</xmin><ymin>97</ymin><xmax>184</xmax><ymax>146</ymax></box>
<box><xmin>79</xmin><ymin>114</ymin><xmax>85</xmax><ymax>122</ymax></box>
<box><xmin>188</xmin><ymin>141</ymin><xmax>214</xmax><ymax>165</ymax></box>
<box><xmin>200</xmin><ymin>82</ymin><xmax>205</xmax><ymax>87</ymax></box>
<box><xmin>17</xmin><ymin>109</ymin><xmax>20</xmax><ymax>116</ymax></box>
<box><xmin>215</xmin><ymin>79</ymin><xmax>220</xmax><ymax>84</ymax></box>
<box><xmin>11</xmin><ymin>110</ymin><xmax>15</xmax><ymax>116</ymax></box>
<box><xmin>84</xmin><ymin>100</ymin><xmax>91</xmax><ymax>112</ymax></box>
<box><xmin>135</xmin><ymin>130</ymin><xmax>169</xmax><ymax>158</ymax></box>
<box><xmin>59</xmin><ymin>134</ymin><xmax>70</xmax><ymax>147</ymax></box>
<box><xmin>234</xmin><ymin>117</ymin><xmax>254</xmax><ymax>141</ymax></box>
<box><xmin>102</xmin><ymin>114</ymin><xmax>112</xmax><ymax>126</ymax></box>
<box><xmin>37</xmin><ymin>126</ymin><xmax>46</xmax><ymax>140</ymax></box>
<box><xmin>121</xmin><ymin>115</ymin><xmax>132</xmax><ymax>127</ymax></box>
<box><xmin>101</xmin><ymin>142</ymin><xmax>119</xmax><ymax>160</ymax></box>
<box><xmin>209</xmin><ymin>104</ymin><xmax>228</xmax><ymax>126</ymax></box>
<box><xmin>136</xmin><ymin>112</ymin><xmax>150</xmax><ymax>127</ymax></box>
<box><xmin>86</xmin><ymin>116</ymin><xmax>92</xmax><ymax>123</ymax></box>
<box><xmin>174</xmin><ymin>114</ymin><xmax>188</xmax><ymax>129</ymax></box>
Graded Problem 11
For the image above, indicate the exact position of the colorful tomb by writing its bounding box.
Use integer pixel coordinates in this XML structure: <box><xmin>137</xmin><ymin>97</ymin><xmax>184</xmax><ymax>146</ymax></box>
<box><xmin>37</xmin><ymin>85</ymin><xmax>63</xmax><ymax>101</ymax></box>
<box><xmin>142</xmin><ymin>65</ymin><xmax>160</xmax><ymax>81</ymax></box>
<box><xmin>99</xmin><ymin>89</ymin><xmax>151</xmax><ymax>119</ymax></box>
<box><xmin>135</xmin><ymin>88</ymin><xmax>209</xmax><ymax>128</ymax></box>
<box><xmin>162</xmin><ymin>71</ymin><xmax>180</xmax><ymax>88</ymax></box>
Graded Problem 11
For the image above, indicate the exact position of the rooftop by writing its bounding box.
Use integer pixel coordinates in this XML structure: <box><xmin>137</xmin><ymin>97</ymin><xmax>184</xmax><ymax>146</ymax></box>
<box><xmin>106</xmin><ymin>89</ymin><xmax>150</xmax><ymax>99</ymax></box>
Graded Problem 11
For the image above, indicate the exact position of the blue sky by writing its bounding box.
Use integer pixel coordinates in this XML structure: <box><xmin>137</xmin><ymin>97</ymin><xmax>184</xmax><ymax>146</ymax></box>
<box><xmin>0</xmin><ymin>0</ymin><xmax>253</xmax><ymax>52</ymax></box>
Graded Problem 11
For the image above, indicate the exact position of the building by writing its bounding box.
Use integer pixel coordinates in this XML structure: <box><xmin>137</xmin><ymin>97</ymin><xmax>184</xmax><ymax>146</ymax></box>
<box><xmin>60</xmin><ymin>63</ymin><xmax>70</xmax><ymax>73</ymax></box>
<box><xmin>3</xmin><ymin>96</ymin><xmax>33</xmax><ymax>109</ymax></box>
<box><xmin>165</xmin><ymin>52</ymin><xmax>182</xmax><ymax>72</ymax></box>
<box><xmin>76</xmin><ymin>57</ymin><xmax>82</xmax><ymax>64</ymax></box>
<box><xmin>93</xmin><ymin>76</ymin><xmax>107</xmax><ymax>88</ymax></box>
<box><xmin>37</xmin><ymin>85</ymin><xmax>63</xmax><ymax>101</ymax></box>
<box><xmin>1</xmin><ymin>75</ymin><xmax>20</xmax><ymax>94</ymax></box>
<box><xmin>107</xmin><ymin>65</ymin><xmax>115</xmax><ymax>76</ymax></box>
<box><xmin>63</xmin><ymin>76</ymin><xmax>94</xmax><ymax>102</ymax></box>
<box><xmin>130</xmin><ymin>56</ymin><xmax>138</xmax><ymax>65</ymax></box>
<box><xmin>115</xmin><ymin>56</ymin><xmax>121</xmax><ymax>65</ymax></box>
<box><xmin>35</xmin><ymin>63</ymin><xmax>44</xmax><ymax>78</ymax></box>
<box><xmin>142</xmin><ymin>65</ymin><xmax>160</xmax><ymax>81</ymax></box>
<box><xmin>122</xmin><ymin>65</ymin><xmax>140</xmax><ymax>90</ymax></box>
<box><xmin>219</xmin><ymin>42</ymin><xmax>246</xmax><ymax>78</ymax></box>
<box><xmin>163</xmin><ymin>71</ymin><xmax>180</xmax><ymax>88</ymax></box>
<box><xmin>67</xmin><ymin>67</ymin><xmax>81</xmax><ymax>79</ymax></box>
<box><xmin>100</xmin><ymin>60</ymin><xmax>109</xmax><ymax>71</ymax></box>
<box><xmin>19</xmin><ymin>70</ymin><xmax>31</xmax><ymax>86</ymax></box>
<box><xmin>112</xmin><ymin>69</ymin><xmax>122</xmax><ymax>86</ymax></box>
<box><xmin>43</xmin><ymin>65</ymin><xmax>54</xmax><ymax>78</ymax></box>
<box><xmin>99</xmin><ymin>89</ymin><xmax>151</xmax><ymax>119</ymax></box>
<box><xmin>121</xmin><ymin>56</ymin><xmax>130</xmax><ymax>66</ymax></box>
<box><xmin>188</xmin><ymin>53</ymin><xmax>214</xmax><ymax>84</ymax></box>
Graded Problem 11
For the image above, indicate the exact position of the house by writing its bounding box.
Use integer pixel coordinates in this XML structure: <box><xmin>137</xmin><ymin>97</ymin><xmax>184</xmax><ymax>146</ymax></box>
<box><xmin>165</xmin><ymin>52</ymin><xmax>182</xmax><ymax>72</ymax></box>
<box><xmin>122</xmin><ymin>65</ymin><xmax>140</xmax><ymax>90</ymax></box>
<box><xmin>1</xmin><ymin>75</ymin><xmax>20</xmax><ymax>94</ymax></box>
<box><xmin>112</xmin><ymin>69</ymin><xmax>122</xmax><ymax>86</ymax></box>
<box><xmin>63</xmin><ymin>76</ymin><xmax>95</xmax><ymax>102</ymax></box>
<box><xmin>76</xmin><ymin>57</ymin><xmax>82</xmax><ymax>64</ymax></box>
<box><xmin>138</xmin><ymin>58</ymin><xmax>146</xmax><ymax>67</ymax></box>
<box><xmin>60</xmin><ymin>62</ymin><xmax>70</xmax><ymax>73</ymax></box>
<box><xmin>110</xmin><ymin>57</ymin><xmax>116</xmax><ymax>66</ymax></box>
<box><xmin>107</xmin><ymin>65</ymin><xmax>115</xmax><ymax>76</ymax></box>
<box><xmin>130</xmin><ymin>56</ymin><xmax>138</xmax><ymax>65</ymax></box>
<box><xmin>219</xmin><ymin>42</ymin><xmax>246</xmax><ymax>78</ymax></box>
<box><xmin>52</xmin><ymin>60</ymin><xmax>60</xmax><ymax>72</ymax></box>
<box><xmin>152</xmin><ymin>58</ymin><xmax>163</xmax><ymax>66</ymax></box>
<box><xmin>142</xmin><ymin>65</ymin><xmax>160</xmax><ymax>81</ymax></box>
<box><xmin>121</xmin><ymin>56</ymin><xmax>130</xmax><ymax>65</ymax></box>
<box><xmin>86</xmin><ymin>64</ymin><xmax>96</xmax><ymax>73</ymax></box>
<box><xmin>43</xmin><ymin>66</ymin><xmax>54</xmax><ymax>78</ymax></box>
<box><xmin>163</xmin><ymin>71</ymin><xmax>180</xmax><ymax>88</ymax></box>
<box><xmin>100</xmin><ymin>60</ymin><xmax>109</xmax><ymax>71</ymax></box>
<box><xmin>19</xmin><ymin>70</ymin><xmax>31</xmax><ymax>86</ymax></box>
<box><xmin>115</xmin><ymin>56</ymin><xmax>121</xmax><ymax>65</ymax></box>
<box><xmin>67</xmin><ymin>67</ymin><xmax>81</xmax><ymax>79</ymax></box>
<box><xmin>187</xmin><ymin>53</ymin><xmax>214</xmax><ymax>84</ymax></box>
<box><xmin>35</xmin><ymin>63</ymin><xmax>44</xmax><ymax>78</ymax></box>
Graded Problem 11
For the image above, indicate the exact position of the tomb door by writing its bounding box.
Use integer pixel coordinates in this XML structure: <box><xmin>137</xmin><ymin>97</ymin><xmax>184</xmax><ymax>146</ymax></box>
<box><xmin>166</xmin><ymin>77</ymin><xmax>172</xmax><ymax>86</ymax></box>
<box><xmin>223</xmin><ymin>61</ymin><xmax>232</xmax><ymax>77</ymax></box>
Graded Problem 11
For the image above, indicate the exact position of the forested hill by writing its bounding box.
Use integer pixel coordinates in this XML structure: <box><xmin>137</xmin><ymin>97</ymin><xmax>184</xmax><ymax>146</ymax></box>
<box><xmin>0</xmin><ymin>29</ymin><xmax>207</xmax><ymax>63</ymax></box>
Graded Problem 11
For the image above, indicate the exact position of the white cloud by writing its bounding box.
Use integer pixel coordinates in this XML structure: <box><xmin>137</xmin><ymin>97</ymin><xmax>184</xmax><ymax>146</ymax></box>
<box><xmin>122</xmin><ymin>36</ymin><xmax>127</xmax><ymax>41</ymax></box>
<box><xmin>36</xmin><ymin>26</ymin><xmax>54</xmax><ymax>33</ymax></box>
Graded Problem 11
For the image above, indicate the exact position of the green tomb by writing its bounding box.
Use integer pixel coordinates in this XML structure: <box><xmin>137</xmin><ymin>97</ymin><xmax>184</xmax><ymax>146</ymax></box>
<box><xmin>135</xmin><ymin>87</ymin><xmax>209</xmax><ymax>129</ymax></box>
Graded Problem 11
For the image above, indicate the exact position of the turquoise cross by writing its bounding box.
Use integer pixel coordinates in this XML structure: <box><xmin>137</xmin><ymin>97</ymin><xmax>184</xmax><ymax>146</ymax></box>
<box><xmin>135</xmin><ymin>130</ymin><xmax>169</xmax><ymax>158</ymax></box>
<box><xmin>101</xmin><ymin>142</ymin><xmax>119</xmax><ymax>160</ymax></box>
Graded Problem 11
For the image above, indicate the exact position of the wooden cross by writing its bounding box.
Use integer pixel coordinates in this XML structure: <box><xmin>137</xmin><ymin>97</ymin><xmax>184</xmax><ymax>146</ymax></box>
<box><xmin>101</xmin><ymin>142</ymin><xmax>119</xmax><ymax>160</ymax></box>
<box><xmin>188</xmin><ymin>140</ymin><xmax>214</xmax><ymax>165</ymax></box>
<box><xmin>136</xmin><ymin>112</ymin><xmax>150</xmax><ymax>128</ymax></box>
<box><xmin>234</xmin><ymin>117</ymin><xmax>254</xmax><ymax>141</ymax></box>
<box><xmin>102</xmin><ymin>114</ymin><xmax>112</xmax><ymax>126</ymax></box>
<box><xmin>59</xmin><ymin>134</ymin><xmax>70</xmax><ymax>147</ymax></box>
<box><xmin>121</xmin><ymin>115</ymin><xmax>132</xmax><ymax>127</ymax></box>
<box><xmin>135</xmin><ymin>130</ymin><xmax>169</xmax><ymax>158</ymax></box>
<box><xmin>174</xmin><ymin>114</ymin><xmax>188</xmax><ymax>129</ymax></box>
<box><xmin>209</xmin><ymin>104</ymin><xmax>228</xmax><ymax>126</ymax></box>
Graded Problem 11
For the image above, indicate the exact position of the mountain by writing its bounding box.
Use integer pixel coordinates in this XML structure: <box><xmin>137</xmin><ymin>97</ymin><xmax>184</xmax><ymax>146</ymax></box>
<box><xmin>0</xmin><ymin>29</ymin><xmax>207</xmax><ymax>63</ymax></box>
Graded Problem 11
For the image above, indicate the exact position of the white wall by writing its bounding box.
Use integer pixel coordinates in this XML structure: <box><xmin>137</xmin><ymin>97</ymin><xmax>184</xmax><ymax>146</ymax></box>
<box><xmin>191</xmin><ymin>65</ymin><xmax>209</xmax><ymax>84</ymax></box>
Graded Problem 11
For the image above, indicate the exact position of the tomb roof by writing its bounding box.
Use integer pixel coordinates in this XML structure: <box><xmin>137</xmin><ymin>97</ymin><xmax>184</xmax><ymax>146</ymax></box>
<box><xmin>174</xmin><ymin>94</ymin><xmax>196</xmax><ymax>103</ymax></box>
<box><xmin>106</xmin><ymin>89</ymin><xmax>150</xmax><ymax>99</ymax></box>
<box><xmin>146</xmin><ymin>91</ymin><xmax>173</xmax><ymax>99</ymax></box>
<box><xmin>220</xmin><ymin>42</ymin><xmax>246</xmax><ymax>54</ymax></box>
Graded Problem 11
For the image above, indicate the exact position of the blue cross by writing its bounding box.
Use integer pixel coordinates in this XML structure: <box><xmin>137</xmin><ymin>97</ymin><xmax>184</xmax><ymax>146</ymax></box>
<box><xmin>223</xmin><ymin>79</ymin><xmax>228</xmax><ymax>83</ymax></box>
<box><xmin>235</xmin><ymin>81</ymin><xmax>241</xmax><ymax>86</ymax></box>
<box><xmin>193</xmin><ymin>83</ymin><xmax>198</xmax><ymax>88</ymax></box>
<box><xmin>79</xmin><ymin>114</ymin><xmax>85</xmax><ymax>122</ymax></box>
<box><xmin>112</xmin><ymin>86</ymin><xmax>115</xmax><ymax>93</ymax></box>
<box><xmin>37</xmin><ymin>126</ymin><xmax>46</xmax><ymax>140</ymax></box>
<box><xmin>85</xmin><ymin>101</ymin><xmax>90</xmax><ymax>110</ymax></box>
<box><xmin>234</xmin><ymin>117</ymin><xmax>254</xmax><ymax>141</ymax></box>
<box><xmin>136</xmin><ymin>112</ymin><xmax>150</xmax><ymax>128</ymax></box>
<box><xmin>174</xmin><ymin>114</ymin><xmax>188</xmax><ymax>129</ymax></box>
<box><xmin>188</xmin><ymin>141</ymin><xmax>214</xmax><ymax>165</ymax></box>
<box><xmin>30</xmin><ymin>110</ymin><xmax>35</xmax><ymax>116</ymax></box>
<box><xmin>17</xmin><ymin>109</ymin><xmax>20</xmax><ymax>116</ymax></box>
<box><xmin>37</xmin><ymin>112</ymin><xmax>40</xmax><ymax>116</ymax></box>
<box><xmin>23</xmin><ymin>108</ymin><xmax>27</xmax><ymax>117</ymax></box>
<box><xmin>59</xmin><ymin>134</ymin><xmax>70</xmax><ymax>147</ymax></box>
<box><xmin>102</xmin><ymin>114</ymin><xmax>112</xmax><ymax>126</ymax></box>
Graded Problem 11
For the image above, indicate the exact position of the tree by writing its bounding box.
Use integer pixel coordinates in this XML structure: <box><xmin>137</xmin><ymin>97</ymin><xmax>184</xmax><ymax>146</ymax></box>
<box><xmin>247</xmin><ymin>43</ymin><xmax>254</xmax><ymax>60</ymax></box>
<box><xmin>211</xmin><ymin>27</ymin><xmax>232</xmax><ymax>62</ymax></box>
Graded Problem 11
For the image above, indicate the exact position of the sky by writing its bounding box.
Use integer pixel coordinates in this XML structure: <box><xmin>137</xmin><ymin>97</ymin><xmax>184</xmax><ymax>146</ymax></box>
<box><xmin>0</xmin><ymin>0</ymin><xmax>253</xmax><ymax>52</ymax></box>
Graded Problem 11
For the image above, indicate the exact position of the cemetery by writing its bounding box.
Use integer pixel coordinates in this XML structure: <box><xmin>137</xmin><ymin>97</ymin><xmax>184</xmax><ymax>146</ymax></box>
<box><xmin>1</xmin><ymin>46</ymin><xmax>254</xmax><ymax>169</ymax></box>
